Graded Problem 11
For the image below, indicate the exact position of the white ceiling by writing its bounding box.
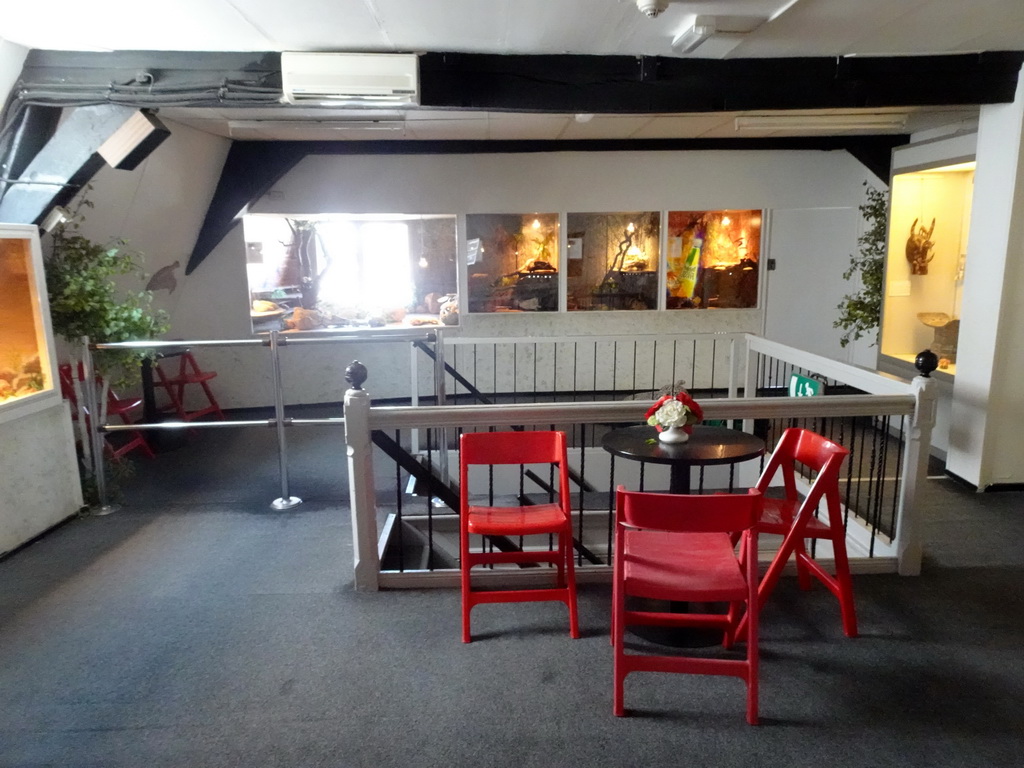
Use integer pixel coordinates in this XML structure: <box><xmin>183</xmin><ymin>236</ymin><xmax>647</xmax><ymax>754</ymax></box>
<box><xmin>2</xmin><ymin>0</ymin><xmax>1022</xmax><ymax>140</ymax></box>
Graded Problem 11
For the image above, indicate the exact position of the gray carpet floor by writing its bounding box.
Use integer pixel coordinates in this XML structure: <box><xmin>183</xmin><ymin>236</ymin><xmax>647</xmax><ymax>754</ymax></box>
<box><xmin>2</xmin><ymin>420</ymin><xmax>1023</xmax><ymax>767</ymax></box>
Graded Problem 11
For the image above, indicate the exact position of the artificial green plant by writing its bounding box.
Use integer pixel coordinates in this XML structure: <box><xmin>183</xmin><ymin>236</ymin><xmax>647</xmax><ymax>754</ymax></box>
<box><xmin>834</xmin><ymin>183</ymin><xmax>889</xmax><ymax>348</ymax></box>
<box><xmin>43</xmin><ymin>190</ymin><xmax>169</xmax><ymax>504</ymax></box>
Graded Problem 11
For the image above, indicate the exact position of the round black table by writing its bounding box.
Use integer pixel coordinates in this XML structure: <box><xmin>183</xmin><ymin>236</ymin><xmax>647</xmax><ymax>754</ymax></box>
<box><xmin>602</xmin><ymin>424</ymin><xmax>766</xmax><ymax>494</ymax></box>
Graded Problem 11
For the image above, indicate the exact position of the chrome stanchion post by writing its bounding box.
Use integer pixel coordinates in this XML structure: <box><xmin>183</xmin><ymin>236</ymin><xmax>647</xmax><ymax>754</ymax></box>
<box><xmin>269</xmin><ymin>330</ymin><xmax>301</xmax><ymax>510</ymax></box>
<box><xmin>433</xmin><ymin>328</ymin><xmax>449</xmax><ymax>487</ymax></box>
<box><xmin>81</xmin><ymin>336</ymin><xmax>118</xmax><ymax>515</ymax></box>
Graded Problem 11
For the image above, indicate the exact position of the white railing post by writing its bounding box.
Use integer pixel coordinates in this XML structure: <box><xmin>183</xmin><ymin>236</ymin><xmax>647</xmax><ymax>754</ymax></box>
<box><xmin>727</xmin><ymin>335</ymin><xmax>741</xmax><ymax>399</ymax></box>
<box><xmin>344</xmin><ymin>360</ymin><xmax>381</xmax><ymax>591</ymax></box>
<box><xmin>742</xmin><ymin>334</ymin><xmax>757</xmax><ymax>434</ymax></box>
<box><xmin>894</xmin><ymin>372</ymin><xmax>937</xmax><ymax>575</ymax></box>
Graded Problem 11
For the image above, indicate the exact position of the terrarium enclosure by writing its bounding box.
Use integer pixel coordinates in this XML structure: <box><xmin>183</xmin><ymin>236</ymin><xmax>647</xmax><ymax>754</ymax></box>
<box><xmin>881</xmin><ymin>161</ymin><xmax>974</xmax><ymax>376</ymax></box>
<box><xmin>467</xmin><ymin>213</ymin><xmax>560</xmax><ymax>313</ymax></box>
<box><xmin>566</xmin><ymin>211</ymin><xmax>659</xmax><ymax>311</ymax></box>
<box><xmin>666</xmin><ymin>210</ymin><xmax>761</xmax><ymax>310</ymax></box>
<box><xmin>243</xmin><ymin>214</ymin><xmax>459</xmax><ymax>332</ymax></box>
<box><xmin>0</xmin><ymin>224</ymin><xmax>57</xmax><ymax>417</ymax></box>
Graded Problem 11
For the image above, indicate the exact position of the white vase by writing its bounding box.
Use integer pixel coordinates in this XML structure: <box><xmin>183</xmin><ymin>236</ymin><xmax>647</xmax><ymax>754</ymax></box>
<box><xmin>658</xmin><ymin>426</ymin><xmax>689</xmax><ymax>444</ymax></box>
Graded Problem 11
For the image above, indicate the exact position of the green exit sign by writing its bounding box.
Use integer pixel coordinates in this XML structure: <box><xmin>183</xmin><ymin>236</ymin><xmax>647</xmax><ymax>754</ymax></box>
<box><xmin>789</xmin><ymin>373</ymin><xmax>825</xmax><ymax>397</ymax></box>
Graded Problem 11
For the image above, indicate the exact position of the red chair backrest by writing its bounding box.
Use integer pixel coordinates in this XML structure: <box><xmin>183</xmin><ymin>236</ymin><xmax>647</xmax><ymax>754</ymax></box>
<box><xmin>757</xmin><ymin>428</ymin><xmax>849</xmax><ymax>499</ymax></box>
<box><xmin>460</xmin><ymin>430</ymin><xmax>566</xmax><ymax>467</ymax></box>
<box><xmin>616</xmin><ymin>487</ymin><xmax>761</xmax><ymax>534</ymax></box>
<box><xmin>58</xmin><ymin>363</ymin><xmax>77</xmax><ymax>404</ymax></box>
<box><xmin>790</xmin><ymin>428</ymin><xmax>850</xmax><ymax>473</ymax></box>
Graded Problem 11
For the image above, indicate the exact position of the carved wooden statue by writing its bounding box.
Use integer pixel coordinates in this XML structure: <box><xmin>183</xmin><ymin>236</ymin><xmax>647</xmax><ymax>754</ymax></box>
<box><xmin>906</xmin><ymin>217</ymin><xmax>936</xmax><ymax>275</ymax></box>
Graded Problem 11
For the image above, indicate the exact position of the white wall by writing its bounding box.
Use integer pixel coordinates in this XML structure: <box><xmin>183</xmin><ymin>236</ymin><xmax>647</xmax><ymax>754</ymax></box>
<box><xmin>948</xmin><ymin>76</ymin><xmax>1024</xmax><ymax>488</ymax></box>
<box><xmin>67</xmin><ymin>137</ymin><xmax>876</xmax><ymax>408</ymax></box>
<box><xmin>0</xmin><ymin>38</ymin><xmax>28</xmax><ymax>104</ymax></box>
<box><xmin>764</xmin><ymin>206</ymin><xmax>861</xmax><ymax>358</ymax></box>
<box><xmin>0</xmin><ymin>402</ymin><xmax>83</xmax><ymax>556</ymax></box>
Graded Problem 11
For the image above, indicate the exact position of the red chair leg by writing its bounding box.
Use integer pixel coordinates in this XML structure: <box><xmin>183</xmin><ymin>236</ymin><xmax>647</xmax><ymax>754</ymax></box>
<box><xmin>564</xmin><ymin>529</ymin><xmax>580</xmax><ymax>639</ymax></box>
<box><xmin>461</xmin><ymin>551</ymin><xmax>473</xmax><ymax>644</ymax></box>
<box><xmin>830</xmin><ymin>531</ymin><xmax>859</xmax><ymax>638</ymax></box>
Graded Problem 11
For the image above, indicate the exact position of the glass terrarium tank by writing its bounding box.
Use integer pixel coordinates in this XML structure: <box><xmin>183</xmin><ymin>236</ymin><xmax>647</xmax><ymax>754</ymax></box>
<box><xmin>566</xmin><ymin>212</ymin><xmax>659</xmax><ymax>311</ymax></box>
<box><xmin>0</xmin><ymin>224</ymin><xmax>56</xmax><ymax>415</ymax></box>
<box><xmin>881</xmin><ymin>161</ymin><xmax>974</xmax><ymax>376</ymax></box>
<box><xmin>466</xmin><ymin>213</ymin><xmax>559</xmax><ymax>313</ymax></box>
<box><xmin>666</xmin><ymin>210</ymin><xmax>761</xmax><ymax>309</ymax></box>
<box><xmin>243</xmin><ymin>214</ymin><xmax>459</xmax><ymax>332</ymax></box>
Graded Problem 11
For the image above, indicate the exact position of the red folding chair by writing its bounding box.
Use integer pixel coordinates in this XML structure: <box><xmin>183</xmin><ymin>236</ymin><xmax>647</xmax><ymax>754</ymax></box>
<box><xmin>613</xmin><ymin>487</ymin><xmax>762</xmax><ymax>723</ymax></box>
<box><xmin>58</xmin><ymin>363</ymin><xmax>154</xmax><ymax>460</ymax></box>
<box><xmin>737</xmin><ymin>428</ymin><xmax>856</xmax><ymax>640</ymax></box>
<box><xmin>152</xmin><ymin>350</ymin><xmax>224</xmax><ymax>422</ymax></box>
<box><xmin>459</xmin><ymin>430</ymin><xmax>579</xmax><ymax>643</ymax></box>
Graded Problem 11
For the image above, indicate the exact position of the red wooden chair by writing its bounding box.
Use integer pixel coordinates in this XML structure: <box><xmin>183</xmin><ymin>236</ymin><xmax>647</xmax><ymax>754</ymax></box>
<box><xmin>459</xmin><ymin>430</ymin><xmax>579</xmax><ymax>643</ymax></box>
<box><xmin>612</xmin><ymin>487</ymin><xmax>762</xmax><ymax>723</ymax></box>
<box><xmin>737</xmin><ymin>427</ymin><xmax>856</xmax><ymax>640</ymax></box>
<box><xmin>152</xmin><ymin>350</ymin><xmax>224</xmax><ymax>422</ymax></box>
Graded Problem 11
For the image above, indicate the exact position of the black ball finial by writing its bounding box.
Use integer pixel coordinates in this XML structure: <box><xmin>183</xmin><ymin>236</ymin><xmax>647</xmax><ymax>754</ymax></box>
<box><xmin>345</xmin><ymin>360</ymin><xmax>368</xmax><ymax>390</ymax></box>
<box><xmin>915</xmin><ymin>349</ymin><xmax>939</xmax><ymax>377</ymax></box>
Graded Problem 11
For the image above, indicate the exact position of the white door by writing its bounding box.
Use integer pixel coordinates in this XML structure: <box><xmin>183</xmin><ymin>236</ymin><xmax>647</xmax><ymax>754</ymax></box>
<box><xmin>763</xmin><ymin>207</ymin><xmax>861</xmax><ymax>362</ymax></box>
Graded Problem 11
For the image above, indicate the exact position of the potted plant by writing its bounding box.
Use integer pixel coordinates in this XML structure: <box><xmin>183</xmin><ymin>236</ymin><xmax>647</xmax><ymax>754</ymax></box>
<box><xmin>43</xmin><ymin>192</ymin><xmax>169</xmax><ymax>502</ymax></box>
<box><xmin>834</xmin><ymin>183</ymin><xmax>889</xmax><ymax>348</ymax></box>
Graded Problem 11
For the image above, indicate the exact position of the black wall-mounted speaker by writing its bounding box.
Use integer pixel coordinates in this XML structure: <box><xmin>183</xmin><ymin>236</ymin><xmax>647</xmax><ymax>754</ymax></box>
<box><xmin>97</xmin><ymin>110</ymin><xmax>171</xmax><ymax>170</ymax></box>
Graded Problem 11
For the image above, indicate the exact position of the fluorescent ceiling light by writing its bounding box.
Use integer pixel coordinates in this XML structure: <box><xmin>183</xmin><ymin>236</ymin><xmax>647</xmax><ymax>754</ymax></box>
<box><xmin>671</xmin><ymin>15</ymin><xmax>765</xmax><ymax>55</ymax></box>
<box><xmin>918</xmin><ymin>161</ymin><xmax>976</xmax><ymax>173</ymax></box>
<box><xmin>734</xmin><ymin>113</ymin><xmax>909</xmax><ymax>132</ymax></box>
<box><xmin>671</xmin><ymin>20</ymin><xmax>715</xmax><ymax>54</ymax></box>
<box><xmin>228</xmin><ymin>119</ymin><xmax>405</xmax><ymax>136</ymax></box>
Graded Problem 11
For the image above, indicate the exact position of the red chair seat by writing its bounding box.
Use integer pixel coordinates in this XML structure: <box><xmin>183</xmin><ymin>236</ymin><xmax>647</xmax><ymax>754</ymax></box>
<box><xmin>108</xmin><ymin>395</ymin><xmax>143</xmax><ymax>416</ymax></box>
<box><xmin>759</xmin><ymin>498</ymin><xmax>832</xmax><ymax>536</ymax></box>
<box><xmin>623</xmin><ymin>531</ymin><xmax>748</xmax><ymax>603</ymax></box>
<box><xmin>466</xmin><ymin>503</ymin><xmax>568</xmax><ymax>536</ymax></box>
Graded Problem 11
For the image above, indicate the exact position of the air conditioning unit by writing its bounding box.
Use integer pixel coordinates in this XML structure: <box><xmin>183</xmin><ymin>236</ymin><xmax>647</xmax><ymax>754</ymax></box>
<box><xmin>281</xmin><ymin>52</ymin><xmax>419</xmax><ymax>105</ymax></box>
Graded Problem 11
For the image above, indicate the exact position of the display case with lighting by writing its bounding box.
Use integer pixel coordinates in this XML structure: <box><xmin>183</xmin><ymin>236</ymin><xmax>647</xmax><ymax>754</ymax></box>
<box><xmin>880</xmin><ymin>160</ymin><xmax>975</xmax><ymax>377</ymax></box>
<box><xmin>666</xmin><ymin>210</ymin><xmax>761</xmax><ymax>309</ymax></box>
<box><xmin>0</xmin><ymin>223</ymin><xmax>60</xmax><ymax>422</ymax></box>
<box><xmin>242</xmin><ymin>213</ymin><xmax>458</xmax><ymax>330</ymax></box>
<box><xmin>466</xmin><ymin>213</ymin><xmax>560</xmax><ymax>313</ymax></box>
<box><xmin>566</xmin><ymin>211</ymin><xmax>659</xmax><ymax>311</ymax></box>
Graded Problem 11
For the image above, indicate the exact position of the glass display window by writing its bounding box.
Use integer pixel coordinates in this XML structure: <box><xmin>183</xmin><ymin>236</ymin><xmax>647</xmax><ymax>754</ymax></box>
<box><xmin>0</xmin><ymin>224</ymin><xmax>58</xmax><ymax>418</ymax></box>
<box><xmin>466</xmin><ymin>213</ymin><xmax>559</xmax><ymax>313</ymax></box>
<box><xmin>566</xmin><ymin>212</ymin><xmax>659</xmax><ymax>311</ymax></box>
<box><xmin>666</xmin><ymin>210</ymin><xmax>761</xmax><ymax>310</ymax></box>
<box><xmin>243</xmin><ymin>213</ymin><xmax>458</xmax><ymax>331</ymax></box>
<box><xmin>881</xmin><ymin>162</ymin><xmax>974</xmax><ymax>376</ymax></box>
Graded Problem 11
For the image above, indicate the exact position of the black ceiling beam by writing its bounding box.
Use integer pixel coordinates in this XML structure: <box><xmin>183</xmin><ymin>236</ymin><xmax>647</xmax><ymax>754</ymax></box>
<box><xmin>0</xmin><ymin>104</ymin><xmax>135</xmax><ymax>225</ymax></box>
<box><xmin>12</xmin><ymin>50</ymin><xmax>1023</xmax><ymax>115</ymax></box>
<box><xmin>0</xmin><ymin>104</ymin><xmax>61</xmax><ymax>203</ymax></box>
<box><xmin>188</xmin><ymin>134</ymin><xmax>907</xmax><ymax>274</ymax></box>
<box><xmin>417</xmin><ymin>51</ymin><xmax>1023</xmax><ymax>112</ymax></box>
<box><xmin>188</xmin><ymin>141</ymin><xmax>307</xmax><ymax>274</ymax></box>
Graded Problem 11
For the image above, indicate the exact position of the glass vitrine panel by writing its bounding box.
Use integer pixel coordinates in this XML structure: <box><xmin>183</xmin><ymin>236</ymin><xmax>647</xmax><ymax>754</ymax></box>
<box><xmin>0</xmin><ymin>225</ymin><xmax>55</xmax><ymax>412</ymax></box>
<box><xmin>565</xmin><ymin>211</ymin><xmax>659</xmax><ymax>311</ymax></box>
<box><xmin>666</xmin><ymin>210</ymin><xmax>761</xmax><ymax>309</ymax></box>
<box><xmin>466</xmin><ymin>213</ymin><xmax>559</xmax><ymax>313</ymax></box>
<box><xmin>881</xmin><ymin>162</ymin><xmax>974</xmax><ymax>375</ymax></box>
<box><xmin>243</xmin><ymin>213</ymin><xmax>459</xmax><ymax>331</ymax></box>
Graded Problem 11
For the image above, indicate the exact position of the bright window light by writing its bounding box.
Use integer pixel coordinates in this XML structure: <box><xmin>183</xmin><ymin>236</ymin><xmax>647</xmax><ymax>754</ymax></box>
<box><xmin>310</xmin><ymin>221</ymin><xmax>413</xmax><ymax>311</ymax></box>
